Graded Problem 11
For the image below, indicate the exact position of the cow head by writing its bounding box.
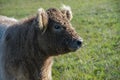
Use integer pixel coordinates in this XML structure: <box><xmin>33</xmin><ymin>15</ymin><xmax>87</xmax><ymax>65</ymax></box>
<box><xmin>36</xmin><ymin>5</ymin><xmax>83</xmax><ymax>56</ymax></box>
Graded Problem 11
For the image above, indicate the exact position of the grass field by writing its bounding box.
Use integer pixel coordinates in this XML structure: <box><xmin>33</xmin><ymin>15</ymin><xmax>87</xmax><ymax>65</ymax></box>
<box><xmin>0</xmin><ymin>0</ymin><xmax>120</xmax><ymax>80</ymax></box>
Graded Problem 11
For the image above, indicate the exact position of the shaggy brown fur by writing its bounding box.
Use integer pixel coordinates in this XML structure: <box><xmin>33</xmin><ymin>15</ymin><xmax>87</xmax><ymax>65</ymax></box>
<box><xmin>0</xmin><ymin>6</ymin><xmax>83</xmax><ymax>80</ymax></box>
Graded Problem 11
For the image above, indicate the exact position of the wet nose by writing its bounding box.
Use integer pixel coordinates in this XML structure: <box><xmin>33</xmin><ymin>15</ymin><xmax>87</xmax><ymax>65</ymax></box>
<box><xmin>75</xmin><ymin>38</ymin><xmax>83</xmax><ymax>48</ymax></box>
<box><xmin>69</xmin><ymin>38</ymin><xmax>83</xmax><ymax>51</ymax></box>
<box><xmin>76</xmin><ymin>40</ymin><xmax>82</xmax><ymax>47</ymax></box>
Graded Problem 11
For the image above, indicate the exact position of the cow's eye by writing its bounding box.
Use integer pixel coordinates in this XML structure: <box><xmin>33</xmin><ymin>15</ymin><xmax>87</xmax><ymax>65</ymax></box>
<box><xmin>54</xmin><ymin>25</ymin><xmax>61</xmax><ymax>29</ymax></box>
<box><xmin>53</xmin><ymin>24</ymin><xmax>63</xmax><ymax>32</ymax></box>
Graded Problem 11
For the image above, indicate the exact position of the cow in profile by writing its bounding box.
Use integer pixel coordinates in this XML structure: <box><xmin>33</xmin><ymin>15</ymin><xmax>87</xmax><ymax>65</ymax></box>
<box><xmin>0</xmin><ymin>5</ymin><xmax>83</xmax><ymax>80</ymax></box>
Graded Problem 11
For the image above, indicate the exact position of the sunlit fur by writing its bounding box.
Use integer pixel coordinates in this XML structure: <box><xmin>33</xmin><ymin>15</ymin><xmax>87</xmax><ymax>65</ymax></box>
<box><xmin>0</xmin><ymin>15</ymin><xmax>17</xmax><ymax>26</ymax></box>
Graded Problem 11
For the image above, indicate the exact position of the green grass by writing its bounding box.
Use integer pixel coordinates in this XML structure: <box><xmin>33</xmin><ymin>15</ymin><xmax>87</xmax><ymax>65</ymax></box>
<box><xmin>0</xmin><ymin>0</ymin><xmax>120</xmax><ymax>80</ymax></box>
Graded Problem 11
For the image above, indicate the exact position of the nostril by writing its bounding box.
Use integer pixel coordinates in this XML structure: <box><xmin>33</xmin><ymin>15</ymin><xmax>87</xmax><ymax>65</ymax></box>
<box><xmin>76</xmin><ymin>40</ymin><xmax>82</xmax><ymax>47</ymax></box>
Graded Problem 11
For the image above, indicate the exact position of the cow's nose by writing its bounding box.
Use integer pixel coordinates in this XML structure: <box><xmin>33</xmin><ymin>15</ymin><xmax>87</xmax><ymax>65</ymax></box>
<box><xmin>69</xmin><ymin>38</ymin><xmax>83</xmax><ymax>51</ymax></box>
<box><xmin>75</xmin><ymin>38</ymin><xmax>83</xmax><ymax>48</ymax></box>
<box><xmin>76</xmin><ymin>40</ymin><xmax>82</xmax><ymax>47</ymax></box>
<box><xmin>74</xmin><ymin>39</ymin><xmax>83</xmax><ymax>48</ymax></box>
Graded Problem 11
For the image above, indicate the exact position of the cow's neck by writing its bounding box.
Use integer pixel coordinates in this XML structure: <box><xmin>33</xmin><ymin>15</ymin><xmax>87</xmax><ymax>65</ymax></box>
<box><xmin>22</xmin><ymin>38</ymin><xmax>53</xmax><ymax>80</ymax></box>
<box><xmin>15</xmin><ymin>17</ymin><xmax>53</xmax><ymax>80</ymax></box>
<box><xmin>27</xmin><ymin>38</ymin><xmax>53</xmax><ymax>80</ymax></box>
<box><xmin>24</xmin><ymin>53</ymin><xmax>53</xmax><ymax>80</ymax></box>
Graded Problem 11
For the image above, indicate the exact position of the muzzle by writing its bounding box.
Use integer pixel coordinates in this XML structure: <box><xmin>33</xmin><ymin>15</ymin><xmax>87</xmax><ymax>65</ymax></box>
<box><xmin>68</xmin><ymin>37</ymin><xmax>83</xmax><ymax>51</ymax></box>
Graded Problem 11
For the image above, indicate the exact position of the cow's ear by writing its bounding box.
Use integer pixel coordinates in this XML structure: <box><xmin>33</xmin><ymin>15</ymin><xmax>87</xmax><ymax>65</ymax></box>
<box><xmin>37</xmin><ymin>8</ymin><xmax>48</xmax><ymax>33</ymax></box>
<box><xmin>61</xmin><ymin>5</ymin><xmax>73</xmax><ymax>21</ymax></box>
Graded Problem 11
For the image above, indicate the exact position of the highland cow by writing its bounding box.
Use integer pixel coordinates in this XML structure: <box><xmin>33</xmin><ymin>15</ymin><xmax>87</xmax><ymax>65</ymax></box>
<box><xmin>0</xmin><ymin>5</ymin><xmax>83</xmax><ymax>80</ymax></box>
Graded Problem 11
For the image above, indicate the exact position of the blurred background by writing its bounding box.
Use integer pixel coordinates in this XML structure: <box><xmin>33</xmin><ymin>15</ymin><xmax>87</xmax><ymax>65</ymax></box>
<box><xmin>0</xmin><ymin>0</ymin><xmax>119</xmax><ymax>80</ymax></box>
